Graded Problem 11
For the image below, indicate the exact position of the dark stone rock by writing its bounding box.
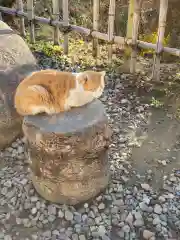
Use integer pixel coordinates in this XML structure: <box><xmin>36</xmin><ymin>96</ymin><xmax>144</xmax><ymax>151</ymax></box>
<box><xmin>0</xmin><ymin>20</ymin><xmax>39</xmax><ymax>149</ymax></box>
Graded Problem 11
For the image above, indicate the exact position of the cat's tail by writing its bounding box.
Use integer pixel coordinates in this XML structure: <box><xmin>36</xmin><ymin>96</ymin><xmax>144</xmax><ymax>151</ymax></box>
<box><xmin>14</xmin><ymin>84</ymin><xmax>56</xmax><ymax>116</ymax></box>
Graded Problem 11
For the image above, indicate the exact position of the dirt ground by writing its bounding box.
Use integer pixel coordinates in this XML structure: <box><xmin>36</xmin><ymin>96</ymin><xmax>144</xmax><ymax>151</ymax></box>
<box><xmin>129</xmin><ymin>107</ymin><xmax>180</xmax><ymax>190</ymax></box>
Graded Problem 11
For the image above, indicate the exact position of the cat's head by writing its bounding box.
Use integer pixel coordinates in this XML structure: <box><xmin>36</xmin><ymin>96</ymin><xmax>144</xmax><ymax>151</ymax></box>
<box><xmin>76</xmin><ymin>70</ymin><xmax>106</xmax><ymax>98</ymax></box>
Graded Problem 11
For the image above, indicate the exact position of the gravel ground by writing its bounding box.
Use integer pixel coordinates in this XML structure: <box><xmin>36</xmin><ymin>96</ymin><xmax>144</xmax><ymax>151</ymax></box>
<box><xmin>0</xmin><ymin>53</ymin><xmax>180</xmax><ymax>240</ymax></box>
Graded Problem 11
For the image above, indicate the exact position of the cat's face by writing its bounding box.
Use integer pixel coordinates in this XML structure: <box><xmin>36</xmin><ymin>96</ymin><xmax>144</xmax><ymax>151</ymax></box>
<box><xmin>76</xmin><ymin>70</ymin><xmax>106</xmax><ymax>97</ymax></box>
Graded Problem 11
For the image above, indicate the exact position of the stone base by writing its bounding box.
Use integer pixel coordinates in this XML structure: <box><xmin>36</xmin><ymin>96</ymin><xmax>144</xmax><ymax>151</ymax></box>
<box><xmin>31</xmin><ymin>164</ymin><xmax>109</xmax><ymax>205</ymax></box>
<box><xmin>23</xmin><ymin>100</ymin><xmax>112</xmax><ymax>205</ymax></box>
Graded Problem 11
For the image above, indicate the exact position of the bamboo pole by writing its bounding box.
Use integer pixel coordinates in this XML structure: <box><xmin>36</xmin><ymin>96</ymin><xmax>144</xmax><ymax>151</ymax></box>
<box><xmin>27</xmin><ymin>0</ymin><xmax>35</xmax><ymax>43</ymax></box>
<box><xmin>152</xmin><ymin>0</ymin><xmax>168</xmax><ymax>81</ymax></box>
<box><xmin>92</xmin><ymin>0</ymin><xmax>100</xmax><ymax>57</ymax></box>
<box><xmin>130</xmin><ymin>0</ymin><xmax>143</xmax><ymax>73</ymax></box>
<box><xmin>107</xmin><ymin>0</ymin><xmax>116</xmax><ymax>62</ymax></box>
<box><xmin>1</xmin><ymin>5</ymin><xmax>180</xmax><ymax>58</ymax></box>
<box><xmin>52</xmin><ymin>0</ymin><xmax>60</xmax><ymax>45</ymax></box>
<box><xmin>124</xmin><ymin>0</ymin><xmax>134</xmax><ymax>62</ymax></box>
<box><xmin>62</xmin><ymin>0</ymin><xmax>69</xmax><ymax>54</ymax></box>
<box><xmin>17</xmin><ymin>0</ymin><xmax>26</xmax><ymax>37</ymax></box>
<box><xmin>126</xmin><ymin>0</ymin><xmax>134</xmax><ymax>39</ymax></box>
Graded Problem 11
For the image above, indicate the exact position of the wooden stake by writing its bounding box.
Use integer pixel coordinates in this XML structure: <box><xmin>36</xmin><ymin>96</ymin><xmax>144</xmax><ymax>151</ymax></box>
<box><xmin>62</xmin><ymin>0</ymin><xmax>69</xmax><ymax>54</ymax></box>
<box><xmin>92</xmin><ymin>0</ymin><xmax>100</xmax><ymax>57</ymax></box>
<box><xmin>122</xmin><ymin>0</ymin><xmax>134</xmax><ymax>67</ymax></box>
<box><xmin>27</xmin><ymin>0</ymin><xmax>35</xmax><ymax>43</ymax></box>
<box><xmin>107</xmin><ymin>0</ymin><xmax>116</xmax><ymax>62</ymax></box>
<box><xmin>152</xmin><ymin>0</ymin><xmax>168</xmax><ymax>81</ymax></box>
<box><xmin>126</xmin><ymin>0</ymin><xmax>134</xmax><ymax>39</ymax></box>
<box><xmin>17</xmin><ymin>0</ymin><xmax>26</xmax><ymax>37</ymax></box>
<box><xmin>52</xmin><ymin>0</ymin><xmax>60</xmax><ymax>45</ymax></box>
<box><xmin>130</xmin><ymin>0</ymin><xmax>143</xmax><ymax>73</ymax></box>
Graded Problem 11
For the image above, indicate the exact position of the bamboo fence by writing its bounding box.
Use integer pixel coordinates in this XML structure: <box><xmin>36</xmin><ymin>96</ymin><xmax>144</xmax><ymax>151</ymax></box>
<box><xmin>0</xmin><ymin>0</ymin><xmax>179</xmax><ymax>80</ymax></box>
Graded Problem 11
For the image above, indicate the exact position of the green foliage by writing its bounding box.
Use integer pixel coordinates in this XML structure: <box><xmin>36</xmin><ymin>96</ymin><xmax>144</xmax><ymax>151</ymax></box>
<box><xmin>140</xmin><ymin>32</ymin><xmax>170</xmax><ymax>57</ymax></box>
<box><xmin>25</xmin><ymin>35</ymin><xmax>122</xmax><ymax>72</ymax></box>
<box><xmin>26</xmin><ymin>36</ymin><xmax>63</xmax><ymax>57</ymax></box>
<box><xmin>115</xmin><ymin>7</ymin><xmax>128</xmax><ymax>36</ymax></box>
<box><xmin>150</xmin><ymin>97</ymin><xmax>164</xmax><ymax>108</ymax></box>
<box><xmin>41</xmin><ymin>43</ymin><xmax>63</xmax><ymax>57</ymax></box>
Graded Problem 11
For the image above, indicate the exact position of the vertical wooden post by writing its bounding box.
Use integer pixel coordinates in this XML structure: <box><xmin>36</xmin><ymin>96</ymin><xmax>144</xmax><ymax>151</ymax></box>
<box><xmin>52</xmin><ymin>0</ymin><xmax>60</xmax><ymax>45</ymax></box>
<box><xmin>27</xmin><ymin>0</ymin><xmax>35</xmax><ymax>43</ymax></box>
<box><xmin>62</xmin><ymin>0</ymin><xmax>69</xmax><ymax>54</ymax></box>
<box><xmin>107</xmin><ymin>0</ymin><xmax>116</xmax><ymax>62</ymax></box>
<box><xmin>123</xmin><ymin>0</ymin><xmax>134</xmax><ymax>64</ymax></box>
<box><xmin>17</xmin><ymin>0</ymin><xmax>26</xmax><ymax>37</ymax></box>
<box><xmin>152</xmin><ymin>0</ymin><xmax>168</xmax><ymax>81</ymax></box>
<box><xmin>126</xmin><ymin>0</ymin><xmax>134</xmax><ymax>39</ymax></box>
<box><xmin>92</xmin><ymin>0</ymin><xmax>100</xmax><ymax>57</ymax></box>
<box><xmin>130</xmin><ymin>0</ymin><xmax>143</xmax><ymax>73</ymax></box>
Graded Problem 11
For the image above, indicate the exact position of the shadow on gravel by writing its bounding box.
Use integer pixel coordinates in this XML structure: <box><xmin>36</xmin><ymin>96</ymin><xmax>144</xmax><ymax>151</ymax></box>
<box><xmin>129</xmin><ymin>107</ymin><xmax>180</xmax><ymax>190</ymax></box>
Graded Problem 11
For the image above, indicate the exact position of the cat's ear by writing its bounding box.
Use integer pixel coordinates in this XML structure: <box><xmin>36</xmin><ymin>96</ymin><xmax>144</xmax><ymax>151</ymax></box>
<box><xmin>100</xmin><ymin>71</ymin><xmax>106</xmax><ymax>77</ymax></box>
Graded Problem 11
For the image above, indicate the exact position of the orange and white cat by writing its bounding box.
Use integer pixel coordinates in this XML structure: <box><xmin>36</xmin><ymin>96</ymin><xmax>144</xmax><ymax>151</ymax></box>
<box><xmin>14</xmin><ymin>69</ymin><xmax>105</xmax><ymax>116</ymax></box>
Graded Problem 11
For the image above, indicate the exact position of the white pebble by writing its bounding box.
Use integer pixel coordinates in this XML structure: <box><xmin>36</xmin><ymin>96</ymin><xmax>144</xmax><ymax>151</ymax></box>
<box><xmin>154</xmin><ymin>204</ymin><xmax>162</xmax><ymax>214</ymax></box>
<box><xmin>98</xmin><ymin>203</ymin><xmax>105</xmax><ymax>210</ymax></box>
<box><xmin>31</xmin><ymin>207</ymin><xmax>37</xmax><ymax>215</ymax></box>
<box><xmin>84</xmin><ymin>203</ymin><xmax>88</xmax><ymax>208</ymax></box>
<box><xmin>141</xmin><ymin>183</ymin><xmax>151</xmax><ymax>191</ymax></box>
<box><xmin>143</xmin><ymin>230</ymin><xmax>155</xmax><ymax>239</ymax></box>
<box><xmin>58</xmin><ymin>210</ymin><xmax>64</xmax><ymax>218</ymax></box>
<box><xmin>65</xmin><ymin>210</ymin><xmax>73</xmax><ymax>221</ymax></box>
